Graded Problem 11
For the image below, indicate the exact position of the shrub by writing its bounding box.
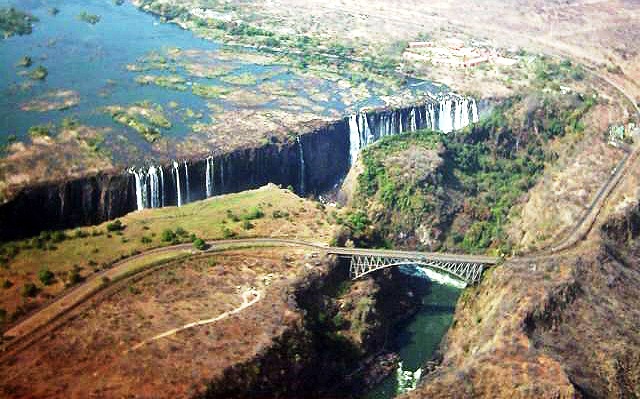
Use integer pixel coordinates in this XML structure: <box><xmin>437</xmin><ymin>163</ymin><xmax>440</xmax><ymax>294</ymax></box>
<box><xmin>38</xmin><ymin>267</ymin><xmax>55</xmax><ymax>286</ymax></box>
<box><xmin>21</xmin><ymin>282</ymin><xmax>38</xmax><ymax>298</ymax></box>
<box><xmin>2</xmin><ymin>279</ymin><xmax>13</xmax><ymax>289</ymax></box>
<box><xmin>106</xmin><ymin>220</ymin><xmax>124</xmax><ymax>232</ymax></box>
<box><xmin>51</xmin><ymin>230</ymin><xmax>67</xmax><ymax>243</ymax></box>
<box><xmin>161</xmin><ymin>229</ymin><xmax>176</xmax><ymax>242</ymax></box>
<box><xmin>242</xmin><ymin>220</ymin><xmax>254</xmax><ymax>230</ymax></box>
<box><xmin>140</xmin><ymin>236</ymin><xmax>152</xmax><ymax>244</ymax></box>
<box><xmin>243</xmin><ymin>207</ymin><xmax>264</xmax><ymax>220</ymax></box>
<box><xmin>66</xmin><ymin>265</ymin><xmax>83</xmax><ymax>287</ymax></box>
<box><xmin>193</xmin><ymin>238</ymin><xmax>207</xmax><ymax>250</ymax></box>
<box><xmin>175</xmin><ymin>227</ymin><xmax>188</xmax><ymax>237</ymax></box>
<box><xmin>0</xmin><ymin>308</ymin><xmax>6</xmax><ymax>323</ymax></box>
<box><xmin>222</xmin><ymin>227</ymin><xmax>236</xmax><ymax>239</ymax></box>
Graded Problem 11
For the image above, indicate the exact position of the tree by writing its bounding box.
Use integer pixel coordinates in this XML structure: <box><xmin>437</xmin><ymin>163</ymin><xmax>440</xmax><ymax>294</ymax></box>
<box><xmin>161</xmin><ymin>229</ymin><xmax>176</xmax><ymax>242</ymax></box>
<box><xmin>38</xmin><ymin>267</ymin><xmax>54</xmax><ymax>286</ymax></box>
<box><xmin>193</xmin><ymin>238</ymin><xmax>207</xmax><ymax>250</ymax></box>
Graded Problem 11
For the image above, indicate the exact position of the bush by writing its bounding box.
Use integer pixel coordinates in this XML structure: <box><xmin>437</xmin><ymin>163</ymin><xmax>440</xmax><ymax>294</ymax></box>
<box><xmin>51</xmin><ymin>230</ymin><xmax>67</xmax><ymax>243</ymax></box>
<box><xmin>21</xmin><ymin>282</ymin><xmax>38</xmax><ymax>298</ymax></box>
<box><xmin>66</xmin><ymin>266</ymin><xmax>83</xmax><ymax>287</ymax></box>
<box><xmin>140</xmin><ymin>236</ymin><xmax>152</xmax><ymax>244</ymax></box>
<box><xmin>161</xmin><ymin>229</ymin><xmax>176</xmax><ymax>242</ymax></box>
<box><xmin>242</xmin><ymin>220</ymin><xmax>254</xmax><ymax>230</ymax></box>
<box><xmin>193</xmin><ymin>238</ymin><xmax>207</xmax><ymax>250</ymax></box>
<box><xmin>2</xmin><ymin>279</ymin><xmax>13</xmax><ymax>289</ymax></box>
<box><xmin>106</xmin><ymin>220</ymin><xmax>124</xmax><ymax>232</ymax></box>
<box><xmin>175</xmin><ymin>227</ymin><xmax>188</xmax><ymax>237</ymax></box>
<box><xmin>222</xmin><ymin>227</ymin><xmax>236</xmax><ymax>239</ymax></box>
<box><xmin>243</xmin><ymin>207</ymin><xmax>264</xmax><ymax>221</ymax></box>
<box><xmin>38</xmin><ymin>267</ymin><xmax>55</xmax><ymax>286</ymax></box>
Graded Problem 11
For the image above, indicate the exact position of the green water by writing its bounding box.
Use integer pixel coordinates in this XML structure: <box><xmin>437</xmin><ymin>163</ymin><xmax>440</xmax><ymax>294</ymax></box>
<box><xmin>365</xmin><ymin>268</ymin><xmax>461</xmax><ymax>398</ymax></box>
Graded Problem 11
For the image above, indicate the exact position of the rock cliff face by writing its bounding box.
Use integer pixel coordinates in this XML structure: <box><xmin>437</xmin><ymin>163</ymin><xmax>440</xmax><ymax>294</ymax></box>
<box><xmin>405</xmin><ymin>203</ymin><xmax>640</xmax><ymax>398</ymax></box>
<box><xmin>0</xmin><ymin>98</ymin><xmax>479</xmax><ymax>241</ymax></box>
<box><xmin>0</xmin><ymin>120</ymin><xmax>350</xmax><ymax>241</ymax></box>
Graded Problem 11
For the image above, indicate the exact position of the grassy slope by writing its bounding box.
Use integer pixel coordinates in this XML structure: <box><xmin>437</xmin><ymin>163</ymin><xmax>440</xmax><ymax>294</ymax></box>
<box><xmin>0</xmin><ymin>184</ymin><xmax>333</xmax><ymax>323</ymax></box>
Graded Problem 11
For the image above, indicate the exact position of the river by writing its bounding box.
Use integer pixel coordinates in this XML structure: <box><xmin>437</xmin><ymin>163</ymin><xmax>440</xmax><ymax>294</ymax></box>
<box><xmin>365</xmin><ymin>267</ymin><xmax>462</xmax><ymax>398</ymax></box>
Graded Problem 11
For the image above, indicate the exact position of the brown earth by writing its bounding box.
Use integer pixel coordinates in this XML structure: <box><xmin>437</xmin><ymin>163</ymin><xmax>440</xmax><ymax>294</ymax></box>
<box><xmin>0</xmin><ymin>248</ymin><xmax>325</xmax><ymax>398</ymax></box>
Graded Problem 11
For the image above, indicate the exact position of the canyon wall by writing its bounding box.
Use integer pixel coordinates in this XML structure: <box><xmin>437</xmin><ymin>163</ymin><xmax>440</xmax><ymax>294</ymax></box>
<box><xmin>0</xmin><ymin>96</ymin><xmax>478</xmax><ymax>241</ymax></box>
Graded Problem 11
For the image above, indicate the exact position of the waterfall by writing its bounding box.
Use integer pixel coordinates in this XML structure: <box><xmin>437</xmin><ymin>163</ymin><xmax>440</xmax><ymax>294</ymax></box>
<box><xmin>438</xmin><ymin>98</ymin><xmax>453</xmax><ymax>133</ymax></box>
<box><xmin>471</xmin><ymin>99</ymin><xmax>479</xmax><ymax>123</ymax></box>
<box><xmin>428</xmin><ymin>104</ymin><xmax>436</xmax><ymax>129</ymax></box>
<box><xmin>297</xmin><ymin>136</ymin><xmax>305</xmax><ymax>195</ymax></box>
<box><xmin>131</xmin><ymin>169</ymin><xmax>144</xmax><ymax>211</ymax></box>
<box><xmin>460</xmin><ymin>98</ymin><xmax>470</xmax><ymax>128</ymax></box>
<box><xmin>184</xmin><ymin>161</ymin><xmax>190</xmax><ymax>204</ymax></box>
<box><xmin>159</xmin><ymin>166</ymin><xmax>165</xmax><ymax>207</ymax></box>
<box><xmin>173</xmin><ymin>161</ymin><xmax>182</xmax><ymax>207</ymax></box>
<box><xmin>205</xmin><ymin>156</ymin><xmax>214</xmax><ymax>198</ymax></box>
<box><xmin>220</xmin><ymin>159</ymin><xmax>225</xmax><ymax>191</ymax></box>
<box><xmin>409</xmin><ymin>108</ymin><xmax>417</xmax><ymax>132</ymax></box>
<box><xmin>348</xmin><ymin>114</ymin><xmax>361</xmax><ymax>164</ymax></box>
<box><xmin>453</xmin><ymin>100</ymin><xmax>462</xmax><ymax>131</ymax></box>
<box><xmin>148</xmin><ymin>165</ymin><xmax>160</xmax><ymax>208</ymax></box>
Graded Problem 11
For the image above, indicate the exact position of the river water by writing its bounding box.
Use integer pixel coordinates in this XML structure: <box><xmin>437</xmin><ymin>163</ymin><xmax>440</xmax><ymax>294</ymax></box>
<box><xmin>0</xmin><ymin>0</ymin><xmax>439</xmax><ymax>162</ymax></box>
<box><xmin>365</xmin><ymin>267</ymin><xmax>462</xmax><ymax>398</ymax></box>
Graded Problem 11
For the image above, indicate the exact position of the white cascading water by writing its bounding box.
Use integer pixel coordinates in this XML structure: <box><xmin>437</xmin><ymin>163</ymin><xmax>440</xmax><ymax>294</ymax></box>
<box><xmin>453</xmin><ymin>100</ymin><xmax>462</xmax><ymax>131</ymax></box>
<box><xmin>396</xmin><ymin>362</ymin><xmax>422</xmax><ymax>394</ymax></box>
<box><xmin>439</xmin><ymin>98</ymin><xmax>454</xmax><ymax>133</ymax></box>
<box><xmin>159</xmin><ymin>166</ymin><xmax>165</xmax><ymax>207</ymax></box>
<box><xmin>297</xmin><ymin>136</ymin><xmax>305</xmax><ymax>195</ymax></box>
<box><xmin>205</xmin><ymin>156</ymin><xmax>214</xmax><ymax>198</ymax></box>
<box><xmin>409</xmin><ymin>108</ymin><xmax>417</xmax><ymax>132</ymax></box>
<box><xmin>348</xmin><ymin>114</ymin><xmax>361</xmax><ymax>164</ymax></box>
<box><xmin>471</xmin><ymin>98</ymin><xmax>479</xmax><ymax>123</ymax></box>
<box><xmin>184</xmin><ymin>161</ymin><xmax>190</xmax><ymax>204</ymax></box>
<box><xmin>173</xmin><ymin>161</ymin><xmax>182</xmax><ymax>207</ymax></box>
<box><xmin>148</xmin><ymin>165</ymin><xmax>160</xmax><ymax>208</ymax></box>
<box><xmin>460</xmin><ymin>98</ymin><xmax>470</xmax><ymax>128</ymax></box>
<box><xmin>132</xmin><ymin>169</ymin><xmax>144</xmax><ymax>211</ymax></box>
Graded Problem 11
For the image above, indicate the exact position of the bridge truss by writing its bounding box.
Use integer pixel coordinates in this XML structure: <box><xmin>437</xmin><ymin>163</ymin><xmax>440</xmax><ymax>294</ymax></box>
<box><xmin>347</xmin><ymin>254</ymin><xmax>486</xmax><ymax>285</ymax></box>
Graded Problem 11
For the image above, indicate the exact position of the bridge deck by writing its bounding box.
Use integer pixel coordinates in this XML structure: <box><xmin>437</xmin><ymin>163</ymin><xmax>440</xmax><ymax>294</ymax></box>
<box><xmin>325</xmin><ymin>247</ymin><xmax>499</xmax><ymax>265</ymax></box>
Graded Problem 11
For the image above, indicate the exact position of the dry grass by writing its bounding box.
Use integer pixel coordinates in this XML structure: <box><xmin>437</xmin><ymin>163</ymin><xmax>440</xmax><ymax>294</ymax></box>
<box><xmin>0</xmin><ymin>248</ymin><xmax>328</xmax><ymax>399</ymax></box>
<box><xmin>0</xmin><ymin>184</ymin><xmax>334</xmax><ymax>318</ymax></box>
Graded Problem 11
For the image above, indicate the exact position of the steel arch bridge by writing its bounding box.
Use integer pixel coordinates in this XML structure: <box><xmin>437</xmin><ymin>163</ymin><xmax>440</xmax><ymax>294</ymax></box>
<box><xmin>346</xmin><ymin>255</ymin><xmax>486</xmax><ymax>284</ymax></box>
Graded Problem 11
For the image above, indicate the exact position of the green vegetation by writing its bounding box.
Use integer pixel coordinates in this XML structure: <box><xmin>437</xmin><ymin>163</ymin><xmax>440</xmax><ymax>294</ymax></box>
<box><xmin>29</xmin><ymin>65</ymin><xmax>48</xmax><ymax>80</ymax></box>
<box><xmin>193</xmin><ymin>238</ymin><xmax>207</xmax><ymax>250</ymax></box>
<box><xmin>38</xmin><ymin>267</ymin><xmax>55</xmax><ymax>286</ymax></box>
<box><xmin>0</xmin><ymin>7</ymin><xmax>38</xmax><ymax>39</ymax></box>
<box><xmin>106</xmin><ymin>220</ymin><xmax>124</xmax><ymax>232</ymax></box>
<box><xmin>354</xmin><ymin>86</ymin><xmax>595</xmax><ymax>254</ymax></box>
<box><xmin>77</xmin><ymin>11</ymin><xmax>101</xmax><ymax>25</ymax></box>
<box><xmin>21</xmin><ymin>282</ymin><xmax>38</xmax><ymax>298</ymax></box>
<box><xmin>104</xmin><ymin>102</ymin><xmax>170</xmax><ymax>141</ymax></box>
<box><xmin>28</xmin><ymin>124</ymin><xmax>54</xmax><ymax>139</ymax></box>
<box><xmin>191</xmin><ymin>83</ymin><xmax>230</xmax><ymax>99</ymax></box>
<box><xmin>221</xmin><ymin>73</ymin><xmax>259</xmax><ymax>86</ymax></box>
<box><xmin>135</xmin><ymin>74</ymin><xmax>187</xmax><ymax>91</ymax></box>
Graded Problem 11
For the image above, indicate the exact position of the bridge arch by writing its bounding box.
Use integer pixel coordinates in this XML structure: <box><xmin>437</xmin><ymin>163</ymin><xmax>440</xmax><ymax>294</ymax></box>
<box><xmin>347</xmin><ymin>255</ymin><xmax>486</xmax><ymax>285</ymax></box>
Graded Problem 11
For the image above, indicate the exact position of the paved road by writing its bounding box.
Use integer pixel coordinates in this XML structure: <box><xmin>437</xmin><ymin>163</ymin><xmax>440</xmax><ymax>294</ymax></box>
<box><xmin>2</xmin><ymin>237</ymin><xmax>495</xmax><ymax>349</ymax></box>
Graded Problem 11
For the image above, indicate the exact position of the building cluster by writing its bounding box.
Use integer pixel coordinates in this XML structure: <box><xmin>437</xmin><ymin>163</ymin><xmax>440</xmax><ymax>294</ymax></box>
<box><xmin>403</xmin><ymin>38</ymin><xmax>518</xmax><ymax>68</ymax></box>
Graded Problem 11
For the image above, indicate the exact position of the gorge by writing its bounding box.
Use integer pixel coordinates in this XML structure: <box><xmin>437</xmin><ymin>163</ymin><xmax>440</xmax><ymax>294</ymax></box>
<box><xmin>0</xmin><ymin>95</ymin><xmax>479</xmax><ymax>240</ymax></box>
